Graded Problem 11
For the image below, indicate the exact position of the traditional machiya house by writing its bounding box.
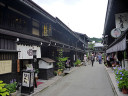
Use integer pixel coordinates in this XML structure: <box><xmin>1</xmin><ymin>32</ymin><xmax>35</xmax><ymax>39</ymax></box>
<box><xmin>103</xmin><ymin>0</ymin><xmax>128</xmax><ymax>69</ymax></box>
<box><xmin>75</xmin><ymin>32</ymin><xmax>90</xmax><ymax>60</ymax></box>
<box><xmin>94</xmin><ymin>43</ymin><xmax>104</xmax><ymax>55</ymax></box>
<box><xmin>40</xmin><ymin>17</ymin><xmax>89</xmax><ymax>80</ymax></box>
<box><xmin>0</xmin><ymin>0</ymin><xmax>53</xmax><ymax>83</ymax></box>
<box><xmin>0</xmin><ymin>0</ymin><xmax>89</xmax><ymax>84</ymax></box>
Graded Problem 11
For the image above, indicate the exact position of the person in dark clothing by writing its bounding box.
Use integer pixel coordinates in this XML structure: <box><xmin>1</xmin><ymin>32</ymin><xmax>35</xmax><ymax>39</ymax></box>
<box><xmin>91</xmin><ymin>54</ymin><xmax>95</xmax><ymax>67</ymax></box>
<box><xmin>107</xmin><ymin>55</ymin><xmax>110</xmax><ymax>67</ymax></box>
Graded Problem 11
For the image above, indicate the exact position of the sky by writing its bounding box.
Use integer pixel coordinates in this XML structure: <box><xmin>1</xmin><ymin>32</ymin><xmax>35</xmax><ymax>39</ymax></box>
<box><xmin>32</xmin><ymin>0</ymin><xmax>108</xmax><ymax>38</ymax></box>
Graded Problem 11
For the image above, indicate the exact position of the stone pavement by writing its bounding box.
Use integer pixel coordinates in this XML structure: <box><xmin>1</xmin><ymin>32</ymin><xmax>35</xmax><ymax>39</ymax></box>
<box><xmin>16</xmin><ymin>63</ymin><xmax>126</xmax><ymax>96</ymax></box>
<box><xmin>16</xmin><ymin>66</ymin><xmax>78</xmax><ymax>96</ymax></box>
<box><xmin>105</xmin><ymin>67</ymin><xmax>128</xmax><ymax>96</ymax></box>
<box><xmin>36</xmin><ymin>62</ymin><xmax>114</xmax><ymax>96</ymax></box>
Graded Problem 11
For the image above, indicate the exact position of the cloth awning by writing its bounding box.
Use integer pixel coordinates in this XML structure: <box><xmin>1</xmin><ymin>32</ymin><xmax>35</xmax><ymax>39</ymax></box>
<box><xmin>106</xmin><ymin>37</ymin><xmax>126</xmax><ymax>53</ymax></box>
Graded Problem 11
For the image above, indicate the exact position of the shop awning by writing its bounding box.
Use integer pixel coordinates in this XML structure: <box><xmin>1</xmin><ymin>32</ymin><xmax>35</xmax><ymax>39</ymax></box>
<box><xmin>106</xmin><ymin>37</ymin><xmax>126</xmax><ymax>53</ymax></box>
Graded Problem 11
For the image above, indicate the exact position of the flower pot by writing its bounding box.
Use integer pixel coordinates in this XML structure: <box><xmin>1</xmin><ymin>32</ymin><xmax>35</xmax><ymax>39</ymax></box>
<box><xmin>122</xmin><ymin>88</ymin><xmax>128</xmax><ymax>94</ymax></box>
<box><xmin>118</xmin><ymin>88</ymin><xmax>122</xmax><ymax>92</ymax></box>
<box><xmin>10</xmin><ymin>91</ymin><xmax>17</xmax><ymax>96</ymax></box>
<box><xmin>58</xmin><ymin>71</ymin><xmax>62</xmax><ymax>76</ymax></box>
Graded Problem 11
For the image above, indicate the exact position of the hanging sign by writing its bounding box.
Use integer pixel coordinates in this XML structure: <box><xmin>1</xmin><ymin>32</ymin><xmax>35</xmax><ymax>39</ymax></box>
<box><xmin>42</xmin><ymin>24</ymin><xmax>52</xmax><ymax>36</ymax></box>
<box><xmin>115</xmin><ymin>13</ymin><xmax>128</xmax><ymax>31</ymax></box>
<box><xmin>111</xmin><ymin>28</ymin><xmax>121</xmax><ymax>38</ymax></box>
<box><xmin>17</xmin><ymin>45</ymin><xmax>41</xmax><ymax>59</ymax></box>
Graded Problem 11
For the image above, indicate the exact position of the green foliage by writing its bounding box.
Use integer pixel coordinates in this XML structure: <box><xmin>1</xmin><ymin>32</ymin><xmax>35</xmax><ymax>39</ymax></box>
<box><xmin>0</xmin><ymin>80</ymin><xmax>9</xmax><ymax>96</ymax></box>
<box><xmin>56</xmin><ymin>49</ymin><xmax>69</xmax><ymax>72</ymax></box>
<box><xmin>53</xmin><ymin>71</ymin><xmax>57</xmax><ymax>76</ymax></box>
<box><xmin>102</xmin><ymin>53</ymin><xmax>105</xmax><ymax>61</ymax></box>
<box><xmin>6</xmin><ymin>81</ymin><xmax>17</xmax><ymax>93</ymax></box>
<box><xmin>88</xmin><ymin>42</ymin><xmax>94</xmax><ymax>50</ymax></box>
<box><xmin>113</xmin><ymin>66</ymin><xmax>128</xmax><ymax>89</ymax></box>
<box><xmin>74</xmin><ymin>59</ymin><xmax>81</xmax><ymax>66</ymax></box>
<box><xmin>124</xmin><ymin>51</ymin><xmax>127</xmax><ymax>59</ymax></box>
<box><xmin>86</xmin><ymin>53</ymin><xmax>88</xmax><ymax>58</ymax></box>
<box><xmin>35</xmin><ymin>69</ymin><xmax>39</xmax><ymax>73</ymax></box>
<box><xmin>90</xmin><ymin>37</ymin><xmax>102</xmax><ymax>43</ymax></box>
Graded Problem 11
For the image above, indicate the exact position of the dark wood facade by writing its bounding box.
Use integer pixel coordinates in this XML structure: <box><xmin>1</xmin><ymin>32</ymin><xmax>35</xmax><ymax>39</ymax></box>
<box><xmin>103</xmin><ymin>0</ymin><xmax>128</xmax><ymax>69</ymax></box>
<box><xmin>0</xmin><ymin>0</ymin><xmax>89</xmax><ymax>83</ymax></box>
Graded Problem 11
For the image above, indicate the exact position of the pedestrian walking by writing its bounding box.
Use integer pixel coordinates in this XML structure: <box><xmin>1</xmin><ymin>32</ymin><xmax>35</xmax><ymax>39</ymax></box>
<box><xmin>83</xmin><ymin>55</ymin><xmax>87</xmax><ymax>66</ymax></box>
<box><xmin>98</xmin><ymin>53</ymin><xmax>102</xmax><ymax>64</ymax></box>
<box><xmin>65</xmin><ymin>60</ymin><xmax>71</xmax><ymax>70</ymax></box>
<box><xmin>91</xmin><ymin>54</ymin><xmax>95</xmax><ymax>67</ymax></box>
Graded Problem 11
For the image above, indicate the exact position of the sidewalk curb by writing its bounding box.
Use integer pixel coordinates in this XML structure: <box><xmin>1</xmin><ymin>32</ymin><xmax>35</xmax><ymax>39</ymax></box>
<box><xmin>104</xmin><ymin>66</ymin><xmax>118</xmax><ymax>96</ymax></box>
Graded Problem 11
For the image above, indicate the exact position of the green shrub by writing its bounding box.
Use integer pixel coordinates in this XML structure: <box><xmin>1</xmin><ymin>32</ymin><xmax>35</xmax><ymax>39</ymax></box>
<box><xmin>5</xmin><ymin>79</ymin><xmax>17</xmax><ymax>93</ymax></box>
<box><xmin>74</xmin><ymin>59</ymin><xmax>81</xmax><ymax>66</ymax></box>
<box><xmin>0</xmin><ymin>80</ymin><xmax>9</xmax><ymax>96</ymax></box>
<box><xmin>56</xmin><ymin>49</ymin><xmax>69</xmax><ymax>72</ymax></box>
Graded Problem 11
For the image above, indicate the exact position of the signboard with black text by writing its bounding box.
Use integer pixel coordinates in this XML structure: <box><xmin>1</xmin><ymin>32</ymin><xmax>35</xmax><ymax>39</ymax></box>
<box><xmin>22</xmin><ymin>72</ymin><xmax>30</xmax><ymax>87</ymax></box>
<box><xmin>115</xmin><ymin>13</ymin><xmax>128</xmax><ymax>31</ymax></box>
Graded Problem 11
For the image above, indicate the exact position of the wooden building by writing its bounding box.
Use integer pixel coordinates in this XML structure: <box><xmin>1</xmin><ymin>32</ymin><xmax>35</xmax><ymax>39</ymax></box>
<box><xmin>0</xmin><ymin>0</ymin><xmax>89</xmax><ymax>83</ymax></box>
<box><xmin>103</xmin><ymin>0</ymin><xmax>128</xmax><ymax>69</ymax></box>
<box><xmin>94</xmin><ymin>43</ymin><xmax>104</xmax><ymax>55</ymax></box>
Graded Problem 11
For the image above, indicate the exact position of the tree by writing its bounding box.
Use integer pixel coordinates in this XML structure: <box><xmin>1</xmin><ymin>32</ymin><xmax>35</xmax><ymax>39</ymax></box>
<box><xmin>88</xmin><ymin>42</ymin><xmax>94</xmax><ymax>50</ymax></box>
<box><xmin>56</xmin><ymin>49</ymin><xmax>68</xmax><ymax>72</ymax></box>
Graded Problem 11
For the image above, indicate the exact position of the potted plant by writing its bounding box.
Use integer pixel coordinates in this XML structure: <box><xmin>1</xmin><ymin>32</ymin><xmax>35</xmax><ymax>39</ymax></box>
<box><xmin>114</xmin><ymin>66</ymin><xmax>128</xmax><ymax>94</ymax></box>
<box><xmin>56</xmin><ymin>49</ymin><xmax>68</xmax><ymax>75</ymax></box>
<box><xmin>0</xmin><ymin>80</ymin><xmax>9</xmax><ymax>96</ymax></box>
<box><xmin>5</xmin><ymin>79</ymin><xmax>17</xmax><ymax>96</ymax></box>
<box><xmin>74</xmin><ymin>59</ymin><xmax>81</xmax><ymax>67</ymax></box>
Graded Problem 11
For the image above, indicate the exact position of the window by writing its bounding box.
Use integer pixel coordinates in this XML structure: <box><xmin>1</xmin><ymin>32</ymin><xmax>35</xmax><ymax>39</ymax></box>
<box><xmin>32</xmin><ymin>28</ymin><xmax>39</xmax><ymax>36</ymax></box>
<box><xmin>6</xmin><ymin>11</ymin><xmax>29</xmax><ymax>33</ymax></box>
<box><xmin>32</xmin><ymin>20</ymin><xmax>39</xmax><ymax>36</ymax></box>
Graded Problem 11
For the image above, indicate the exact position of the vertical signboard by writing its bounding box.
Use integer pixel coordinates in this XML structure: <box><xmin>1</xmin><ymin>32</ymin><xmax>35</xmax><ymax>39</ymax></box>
<box><xmin>42</xmin><ymin>24</ymin><xmax>52</xmax><ymax>36</ymax></box>
<box><xmin>17</xmin><ymin>59</ymin><xmax>20</xmax><ymax>72</ymax></box>
<box><xmin>22</xmin><ymin>72</ymin><xmax>30</xmax><ymax>87</ymax></box>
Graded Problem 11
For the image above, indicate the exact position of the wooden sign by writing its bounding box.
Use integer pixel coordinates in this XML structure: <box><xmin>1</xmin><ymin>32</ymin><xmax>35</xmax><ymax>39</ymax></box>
<box><xmin>17</xmin><ymin>60</ymin><xmax>20</xmax><ymax>72</ymax></box>
<box><xmin>42</xmin><ymin>24</ymin><xmax>52</xmax><ymax>36</ymax></box>
<box><xmin>22</xmin><ymin>72</ymin><xmax>30</xmax><ymax>87</ymax></box>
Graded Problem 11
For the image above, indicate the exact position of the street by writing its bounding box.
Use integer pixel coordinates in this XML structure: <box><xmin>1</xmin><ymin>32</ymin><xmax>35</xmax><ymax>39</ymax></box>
<box><xmin>35</xmin><ymin>62</ymin><xmax>114</xmax><ymax>96</ymax></box>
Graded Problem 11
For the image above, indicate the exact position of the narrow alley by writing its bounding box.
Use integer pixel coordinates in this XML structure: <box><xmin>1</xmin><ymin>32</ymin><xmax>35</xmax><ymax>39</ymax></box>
<box><xmin>35</xmin><ymin>62</ymin><xmax>114</xmax><ymax>96</ymax></box>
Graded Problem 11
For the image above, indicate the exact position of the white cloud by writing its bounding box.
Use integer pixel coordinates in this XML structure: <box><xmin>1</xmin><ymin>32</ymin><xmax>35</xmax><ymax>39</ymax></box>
<box><xmin>32</xmin><ymin>0</ymin><xmax>107</xmax><ymax>38</ymax></box>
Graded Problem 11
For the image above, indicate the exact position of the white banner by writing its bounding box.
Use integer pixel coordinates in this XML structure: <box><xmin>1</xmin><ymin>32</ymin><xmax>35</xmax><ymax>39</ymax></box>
<box><xmin>17</xmin><ymin>45</ymin><xmax>41</xmax><ymax>59</ymax></box>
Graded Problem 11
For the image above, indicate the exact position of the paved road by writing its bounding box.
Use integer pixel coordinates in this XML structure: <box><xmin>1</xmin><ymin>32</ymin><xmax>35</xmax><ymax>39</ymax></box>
<box><xmin>35</xmin><ymin>62</ymin><xmax>114</xmax><ymax>96</ymax></box>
